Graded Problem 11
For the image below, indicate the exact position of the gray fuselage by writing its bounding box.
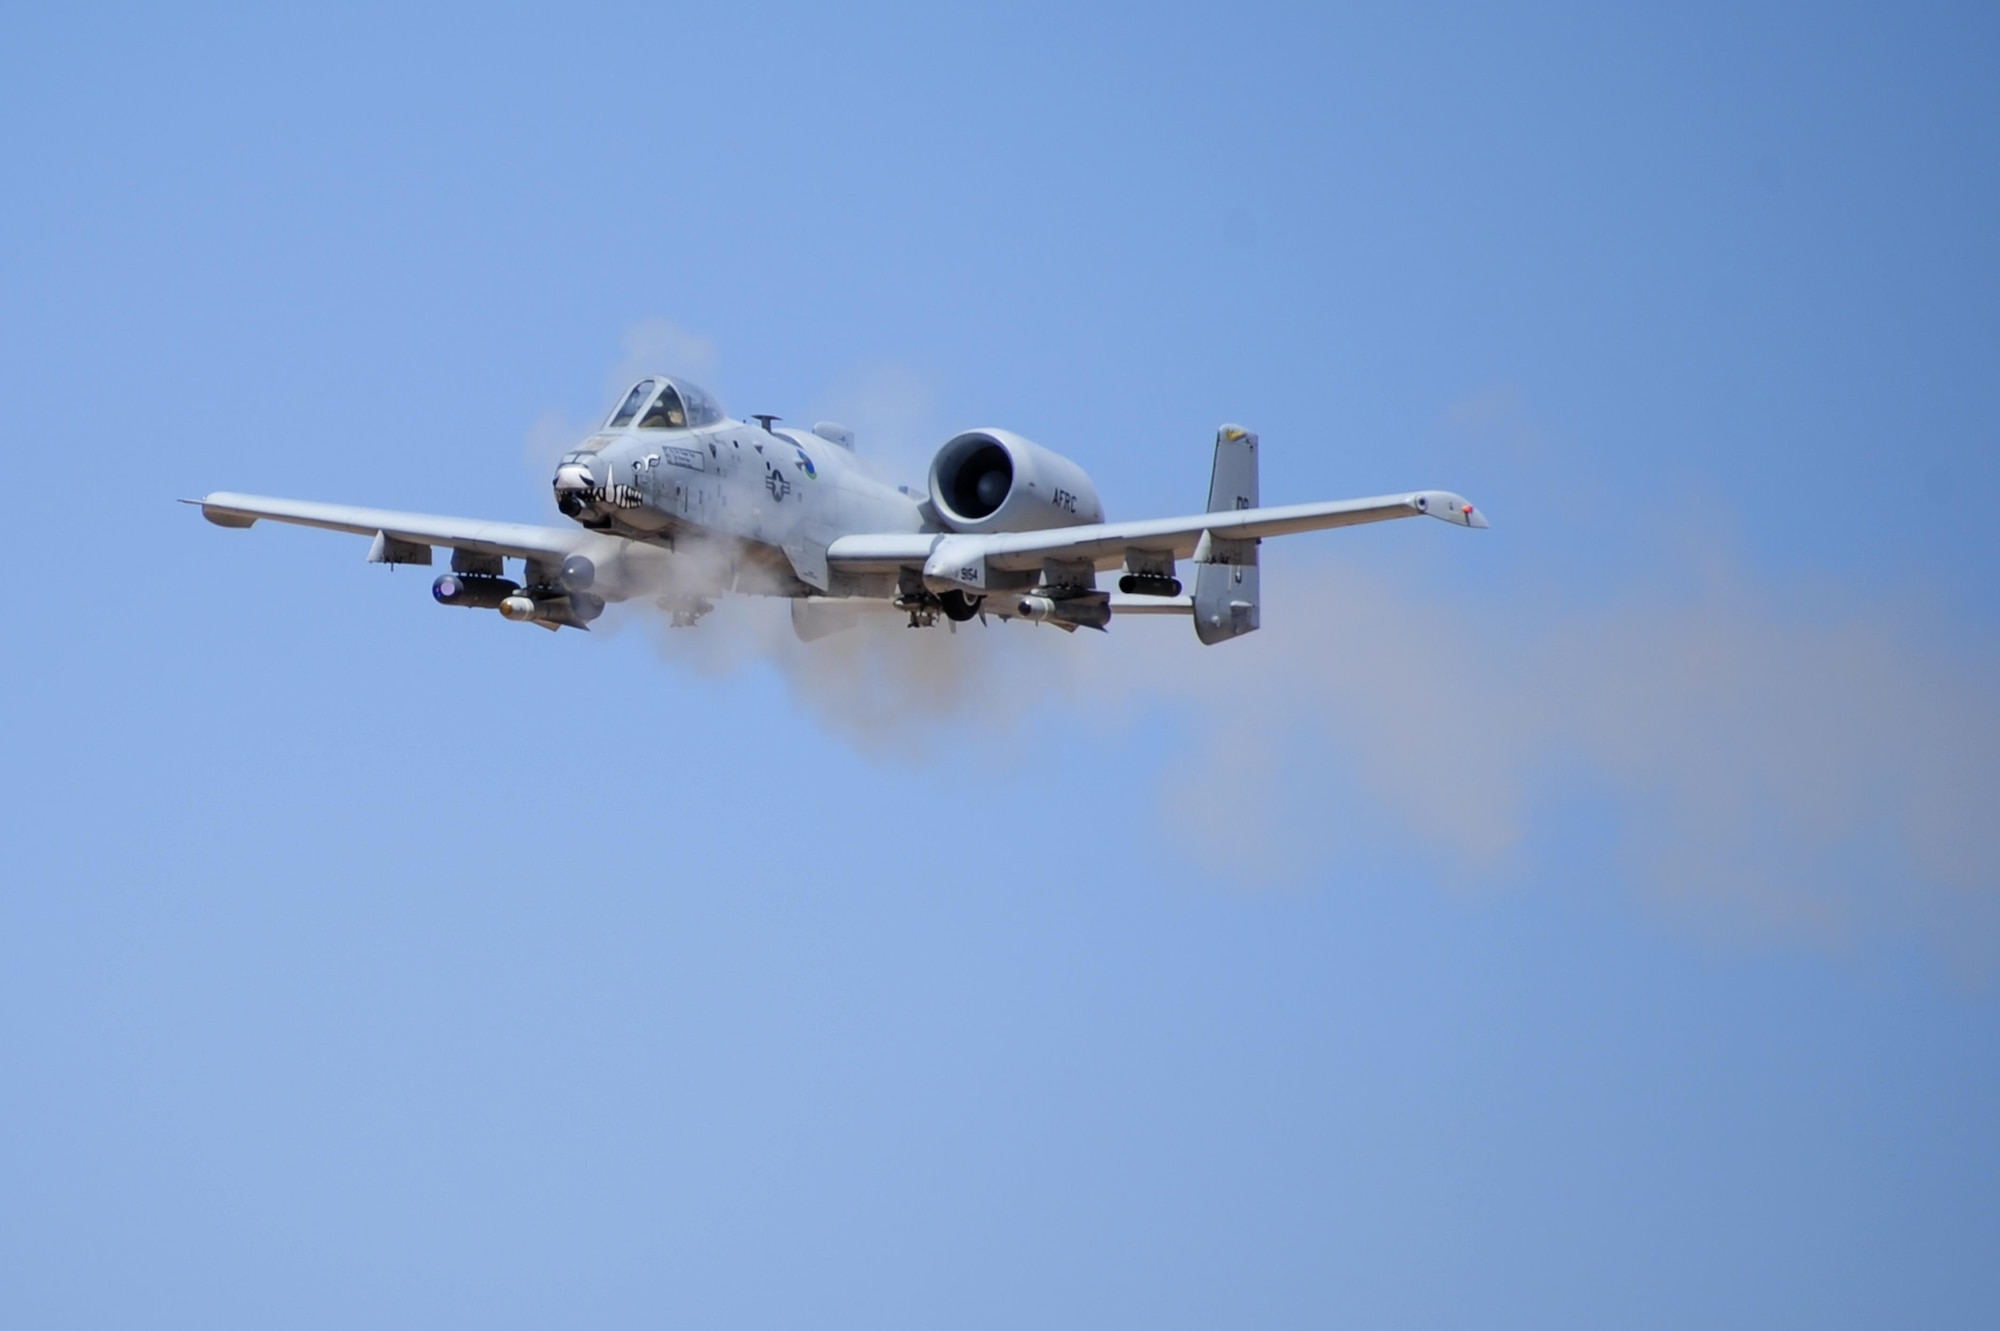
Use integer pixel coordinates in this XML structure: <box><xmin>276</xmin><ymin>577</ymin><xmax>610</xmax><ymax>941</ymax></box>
<box><xmin>553</xmin><ymin>398</ymin><xmax>923</xmax><ymax>601</ymax></box>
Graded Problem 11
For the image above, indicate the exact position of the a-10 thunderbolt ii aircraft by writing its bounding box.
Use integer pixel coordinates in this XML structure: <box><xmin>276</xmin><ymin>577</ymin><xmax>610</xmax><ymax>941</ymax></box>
<box><xmin>191</xmin><ymin>374</ymin><xmax>1487</xmax><ymax>644</ymax></box>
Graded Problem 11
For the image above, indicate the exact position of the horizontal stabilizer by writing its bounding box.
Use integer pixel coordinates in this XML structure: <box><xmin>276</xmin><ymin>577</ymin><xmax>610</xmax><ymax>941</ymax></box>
<box><xmin>1108</xmin><ymin>595</ymin><xmax>1193</xmax><ymax>616</ymax></box>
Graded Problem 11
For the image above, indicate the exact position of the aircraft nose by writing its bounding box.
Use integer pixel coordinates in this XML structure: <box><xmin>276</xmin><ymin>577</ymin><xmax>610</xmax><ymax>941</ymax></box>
<box><xmin>553</xmin><ymin>460</ymin><xmax>599</xmax><ymax>518</ymax></box>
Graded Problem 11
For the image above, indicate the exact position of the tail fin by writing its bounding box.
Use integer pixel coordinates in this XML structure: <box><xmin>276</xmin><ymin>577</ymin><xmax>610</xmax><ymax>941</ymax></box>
<box><xmin>1192</xmin><ymin>425</ymin><xmax>1261</xmax><ymax>645</ymax></box>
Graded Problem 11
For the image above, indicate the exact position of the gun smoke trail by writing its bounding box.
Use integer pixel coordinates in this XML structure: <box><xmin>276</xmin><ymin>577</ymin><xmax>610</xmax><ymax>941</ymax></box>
<box><xmin>618</xmin><ymin>554</ymin><xmax>2000</xmax><ymax>972</ymax></box>
<box><xmin>564</xmin><ymin>321</ymin><xmax>2000</xmax><ymax>969</ymax></box>
<box><xmin>1095</xmin><ymin>558</ymin><xmax>2000</xmax><ymax>968</ymax></box>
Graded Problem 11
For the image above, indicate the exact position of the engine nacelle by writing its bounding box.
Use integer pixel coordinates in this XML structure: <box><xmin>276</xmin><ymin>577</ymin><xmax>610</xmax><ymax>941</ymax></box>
<box><xmin>927</xmin><ymin>429</ymin><xmax>1105</xmax><ymax>535</ymax></box>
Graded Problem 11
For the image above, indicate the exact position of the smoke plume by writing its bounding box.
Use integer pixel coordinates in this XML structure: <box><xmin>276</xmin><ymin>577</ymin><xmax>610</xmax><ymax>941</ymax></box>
<box><xmin>1086</xmin><ymin>558</ymin><xmax>2000</xmax><ymax>969</ymax></box>
<box><xmin>559</xmin><ymin>322</ymin><xmax>2000</xmax><ymax>968</ymax></box>
<box><xmin>619</xmin><ymin>551</ymin><xmax>2000</xmax><ymax>969</ymax></box>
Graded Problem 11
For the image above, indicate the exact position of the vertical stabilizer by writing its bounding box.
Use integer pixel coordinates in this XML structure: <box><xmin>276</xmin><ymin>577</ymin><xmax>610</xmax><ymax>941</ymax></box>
<box><xmin>1192</xmin><ymin>425</ymin><xmax>1261</xmax><ymax>645</ymax></box>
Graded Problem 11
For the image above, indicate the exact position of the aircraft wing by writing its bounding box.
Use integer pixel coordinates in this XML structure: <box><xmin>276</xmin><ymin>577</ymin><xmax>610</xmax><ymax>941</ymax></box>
<box><xmin>824</xmin><ymin>489</ymin><xmax>1487</xmax><ymax>574</ymax></box>
<box><xmin>187</xmin><ymin>492</ymin><xmax>588</xmax><ymax>565</ymax></box>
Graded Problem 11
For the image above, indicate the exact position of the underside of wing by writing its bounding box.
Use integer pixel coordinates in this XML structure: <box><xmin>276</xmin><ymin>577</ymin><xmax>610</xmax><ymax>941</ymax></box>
<box><xmin>824</xmin><ymin>490</ymin><xmax>1487</xmax><ymax>575</ymax></box>
<box><xmin>189</xmin><ymin>492</ymin><xmax>588</xmax><ymax>565</ymax></box>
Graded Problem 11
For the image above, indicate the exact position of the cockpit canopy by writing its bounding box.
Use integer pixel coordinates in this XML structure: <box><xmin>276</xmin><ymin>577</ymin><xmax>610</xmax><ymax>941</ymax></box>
<box><xmin>605</xmin><ymin>376</ymin><xmax>725</xmax><ymax>431</ymax></box>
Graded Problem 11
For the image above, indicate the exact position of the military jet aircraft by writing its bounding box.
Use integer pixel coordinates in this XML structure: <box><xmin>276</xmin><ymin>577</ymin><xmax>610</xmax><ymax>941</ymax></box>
<box><xmin>190</xmin><ymin>374</ymin><xmax>1487</xmax><ymax>644</ymax></box>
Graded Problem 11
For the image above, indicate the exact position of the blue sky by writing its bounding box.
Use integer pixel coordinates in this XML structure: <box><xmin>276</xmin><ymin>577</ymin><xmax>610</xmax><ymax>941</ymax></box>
<box><xmin>3</xmin><ymin>3</ymin><xmax>1997</xmax><ymax>1326</ymax></box>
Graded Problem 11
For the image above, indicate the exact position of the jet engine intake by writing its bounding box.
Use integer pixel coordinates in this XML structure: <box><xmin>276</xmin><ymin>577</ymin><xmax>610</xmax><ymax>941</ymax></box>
<box><xmin>928</xmin><ymin>429</ymin><xmax>1104</xmax><ymax>535</ymax></box>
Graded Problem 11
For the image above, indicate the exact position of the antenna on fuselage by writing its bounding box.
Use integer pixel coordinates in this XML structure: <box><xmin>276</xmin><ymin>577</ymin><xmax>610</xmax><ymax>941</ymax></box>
<box><xmin>752</xmin><ymin>414</ymin><xmax>781</xmax><ymax>434</ymax></box>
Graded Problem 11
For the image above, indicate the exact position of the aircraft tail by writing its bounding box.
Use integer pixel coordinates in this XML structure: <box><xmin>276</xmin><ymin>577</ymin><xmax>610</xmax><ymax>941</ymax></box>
<box><xmin>1192</xmin><ymin>425</ymin><xmax>1261</xmax><ymax>645</ymax></box>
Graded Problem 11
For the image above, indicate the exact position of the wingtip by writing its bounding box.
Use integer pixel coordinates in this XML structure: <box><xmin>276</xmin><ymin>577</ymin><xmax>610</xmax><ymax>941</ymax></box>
<box><xmin>188</xmin><ymin>495</ymin><xmax>259</xmax><ymax>528</ymax></box>
<box><xmin>1413</xmin><ymin>491</ymin><xmax>1491</xmax><ymax>529</ymax></box>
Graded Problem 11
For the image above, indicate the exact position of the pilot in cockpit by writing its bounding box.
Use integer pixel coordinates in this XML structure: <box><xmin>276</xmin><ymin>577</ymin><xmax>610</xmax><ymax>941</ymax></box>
<box><xmin>604</xmin><ymin>377</ymin><xmax>724</xmax><ymax>432</ymax></box>
<box><xmin>638</xmin><ymin>384</ymin><xmax>687</xmax><ymax>430</ymax></box>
